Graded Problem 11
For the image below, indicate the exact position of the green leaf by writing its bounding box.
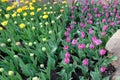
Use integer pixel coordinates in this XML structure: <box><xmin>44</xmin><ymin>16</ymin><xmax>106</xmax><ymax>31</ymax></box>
<box><xmin>103</xmin><ymin>76</ymin><xmax>110</xmax><ymax>80</ymax></box>
<box><xmin>90</xmin><ymin>71</ymin><xmax>101</xmax><ymax>80</ymax></box>
<box><xmin>41</xmin><ymin>72</ymin><xmax>46</xmax><ymax>80</ymax></box>
<box><xmin>16</xmin><ymin>72</ymin><xmax>22</xmax><ymax>80</ymax></box>
<box><xmin>110</xmin><ymin>56</ymin><xmax>118</xmax><ymax>61</ymax></box>
<box><xmin>102</xmin><ymin>55</ymin><xmax>118</xmax><ymax>66</ymax></box>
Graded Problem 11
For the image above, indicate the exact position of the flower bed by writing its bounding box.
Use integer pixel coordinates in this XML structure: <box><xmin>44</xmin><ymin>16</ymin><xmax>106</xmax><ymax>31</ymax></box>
<box><xmin>0</xmin><ymin>0</ymin><xmax>120</xmax><ymax>80</ymax></box>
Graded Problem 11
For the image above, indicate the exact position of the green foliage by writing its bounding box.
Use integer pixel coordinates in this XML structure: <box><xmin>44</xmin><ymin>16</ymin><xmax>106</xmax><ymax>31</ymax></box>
<box><xmin>0</xmin><ymin>0</ymin><xmax>120</xmax><ymax>80</ymax></box>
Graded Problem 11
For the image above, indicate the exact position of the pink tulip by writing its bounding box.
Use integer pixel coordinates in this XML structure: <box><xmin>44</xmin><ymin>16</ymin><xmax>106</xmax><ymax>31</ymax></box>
<box><xmin>80</xmin><ymin>22</ymin><xmax>84</xmax><ymax>27</ymax></box>
<box><xmin>71</xmin><ymin>15</ymin><xmax>75</xmax><ymax>19</ymax></box>
<box><xmin>64</xmin><ymin>58</ymin><xmax>70</xmax><ymax>64</ymax></box>
<box><xmin>89</xmin><ymin>28</ymin><xmax>93</xmax><ymax>34</ymax></box>
<box><xmin>72</xmin><ymin>0</ymin><xmax>75</xmax><ymax>2</ymax></box>
<box><xmin>103</xmin><ymin>5</ymin><xmax>107</xmax><ymax>9</ymax></box>
<box><xmin>94</xmin><ymin>39</ymin><xmax>102</xmax><ymax>45</ymax></box>
<box><xmin>94</xmin><ymin>7</ymin><xmax>98</xmax><ymax>13</ymax></box>
<box><xmin>65</xmin><ymin>52</ymin><xmax>70</xmax><ymax>58</ymax></box>
<box><xmin>71</xmin><ymin>39</ymin><xmax>77</xmax><ymax>45</ymax></box>
<box><xmin>106</xmin><ymin>13</ymin><xmax>109</xmax><ymax>18</ymax></box>
<box><xmin>83</xmin><ymin>24</ymin><xmax>86</xmax><ymax>28</ymax></box>
<box><xmin>99</xmin><ymin>48</ymin><xmax>106</xmax><ymax>56</ymax></box>
<box><xmin>81</xmin><ymin>31</ymin><xmax>85</xmax><ymax>38</ymax></box>
<box><xmin>101</xmin><ymin>32</ymin><xmax>106</xmax><ymax>37</ymax></box>
<box><xmin>66</xmin><ymin>27</ymin><xmax>71</xmax><ymax>32</ymax></box>
<box><xmin>87</xmin><ymin>20</ymin><xmax>93</xmax><ymax>24</ymax></box>
<box><xmin>102</xmin><ymin>19</ymin><xmax>106</xmax><ymax>23</ymax></box>
<box><xmin>91</xmin><ymin>0</ymin><xmax>95</xmax><ymax>4</ymax></box>
<box><xmin>92</xmin><ymin>36</ymin><xmax>102</xmax><ymax>45</ymax></box>
<box><xmin>110</xmin><ymin>12</ymin><xmax>113</xmax><ymax>16</ymax></box>
<box><xmin>102</xmin><ymin>25</ymin><xmax>108</xmax><ymax>31</ymax></box>
<box><xmin>110</xmin><ymin>22</ymin><xmax>115</xmax><ymax>26</ymax></box>
<box><xmin>78</xmin><ymin>44</ymin><xmax>85</xmax><ymax>49</ymax></box>
<box><xmin>64</xmin><ymin>31</ymin><xmax>69</xmax><ymax>36</ymax></box>
<box><xmin>64</xmin><ymin>46</ymin><xmax>69</xmax><ymax>50</ymax></box>
<box><xmin>66</xmin><ymin>37</ymin><xmax>70</xmax><ymax>43</ymax></box>
<box><xmin>117</xmin><ymin>20</ymin><xmax>120</xmax><ymax>24</ymax></box>
<box><xmin>100</xmin><ymin>66</ymin><xmax>106</xmax><ymax>73</ymax></box>
<box><xmin>90</xmin><ymin>44</ymin><xmax>94</xmax><ymax>49</ymax></box>
<box><xmin>82</xmin><ymin>59</ymin><xmax>89</xmax><ymax>66</ymax></box>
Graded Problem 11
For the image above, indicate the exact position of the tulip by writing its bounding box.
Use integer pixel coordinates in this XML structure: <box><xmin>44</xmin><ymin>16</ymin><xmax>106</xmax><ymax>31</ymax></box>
<box><xmin>99</xmin><ymin>48</ymin><xmax>106</xmax><ymax>56</ymax></box>
<box><xmin>100</xmin><ymin>66</ymin><xmax>106</xmax><ymax>73</ymax></box>
<box><xmin>82</xmin><ymin>58</ymin><xmax>89</xmax><ymax>66</ymax></box>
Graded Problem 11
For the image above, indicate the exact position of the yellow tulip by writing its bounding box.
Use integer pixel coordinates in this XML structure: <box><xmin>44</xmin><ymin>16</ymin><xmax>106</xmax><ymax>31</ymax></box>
<box><xmin>22</xmin><ymin>6</ymin><xmax>27</xmax><ymax>10</ymax></box>
<box><xmin>43</xmin><ymin>4</ymin><xmax>46</xmax><ymax>7</ymax></box>
<box><xmin>6</xmin><ymin>6</ymin><xmax>12</xmax><ymax>11</ymax></box>
<box><xmin>30</xmin><ymin>12</ymin><xmax>35</xmax><ymax>16</ymax></box>
<box><xmin>23</xmin><ymin>12</ymin><xmax>27</xmax><ymax>17</ymax></box>
<box><xmin>12</xmin><ymin>13</ymin><xmax>16</xmax><ymax>17</ymax></box>
<box><xmin>30</xmin><ymin>6</ymin><xmax>35</xmax><ymax>10</ymax></box>
<box><xmin>53</xmin><ymin>2</ymin><xmax>58</xmax><ymax>4</ymax></box>
<box><xmin>13</xmin><ymin>2</ymin><xmax>18</xmax><ymax>5</ymax></box>
<box><xmin>42</xmin><ymin>15</ymin><xmax>48</xmax><ymax>19</ymax></box>
<box><xmin>62</xmin><ymin>1</ymin><xmax>67</xmax><ymax>4</ymax></box>
<box><xmin>25</xmin><ymin>1</ymin><xmax>29</xmax><ymax>4</ymax></box>
<box><xmin>0</xmin><ymin>9</ymin><xmax>2</xmax><ymax>12</ymax></box>
<box><xmin>0</xmin><ymin>27</ymin><xmax>3</xmax><ymax>31</ymax></box>
<box><xmin>1</xmin><ymin>0</ymin><xmax>8</xmax><ymax>2</ymax></box>
<box><xmin>19</xmin><ymin>23</ymin><xmax>25</xmax><ymax>29</ymax></box>
<box><xmin>32</xmin><ymin>0</ymin><xmax>36</xmax><ymax>3</ymax></box>
<box><xmin>1</xmin><ymin>21</ymin><xmax>8</xmax><ymax>26</ymax></box>
<box><xmin>29</xmin><ymin>3</ymin><xmax>33</xmax><ymax>6</ymax></box>
<box><xmin>43</xmin><ymin>12</ymin><xmax>47</xmax><ymax>14</ymax></box>
<box><xmin>17</xmin><ymin>8</ymin><xmax>22</xmax><ymax>13</ymax></box>
<box><xmin>44</xmin><ymin>7</ymin><xmax>47</xmax><ymax>10</ymax></box>
<box><xmin>11</xmin><ymin>5</ymin><xmax>16</xmax><ymax>9</ymax></box>
<box><xmin>20</xmin><ymin>0</ymin><xmax>24</xmax><ymax>3</ymax></box>
<box><xmin>5</xmin><ymin>14</ymin><xmax>10</xmax><ymax>19</ymax></box>
<box><xmin>37</xmin><ymin>8</ymin><xmax>41</xmax><ymax>12</ymax></box>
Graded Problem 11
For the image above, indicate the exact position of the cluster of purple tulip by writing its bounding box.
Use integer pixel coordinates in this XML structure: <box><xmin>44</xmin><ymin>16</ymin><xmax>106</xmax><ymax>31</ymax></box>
<box><xmin>63</xmin><ymin>0</ymin><xmax>120</xmax><ymax>73</ymax></box>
